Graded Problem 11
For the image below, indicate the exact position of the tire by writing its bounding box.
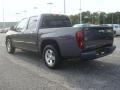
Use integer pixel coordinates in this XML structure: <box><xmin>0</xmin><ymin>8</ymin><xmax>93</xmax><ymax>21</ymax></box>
<box><xmin>43</xmin><ymin>45</ymin><xmax>61</xmax><ymax>69</ymax></box>
<box><xmin>6</xmin><ymin>39</ymin><xmax>15</xmax><ymax>54</ymax></box>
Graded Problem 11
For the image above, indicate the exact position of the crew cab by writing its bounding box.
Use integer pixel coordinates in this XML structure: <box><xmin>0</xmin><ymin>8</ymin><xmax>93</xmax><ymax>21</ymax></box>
<box><xmin>6</xmin><ymin>14</ymin><xmax>116</xmax><ymax>69</ymax></box>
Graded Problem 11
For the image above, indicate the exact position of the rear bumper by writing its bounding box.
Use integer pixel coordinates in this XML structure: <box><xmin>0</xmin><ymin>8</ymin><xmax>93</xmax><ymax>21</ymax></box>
<box><xmin>80</xmin><ymin>46</ymin><xmax>116</xmax><ymax>60</ymax></box>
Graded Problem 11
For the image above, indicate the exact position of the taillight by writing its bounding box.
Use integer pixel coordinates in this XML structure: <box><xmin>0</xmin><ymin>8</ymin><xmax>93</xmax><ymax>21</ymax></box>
<box><xmin>76</xmin><ymin>31</ymin><xmax>84</xmax><ymax>49</ymax></box>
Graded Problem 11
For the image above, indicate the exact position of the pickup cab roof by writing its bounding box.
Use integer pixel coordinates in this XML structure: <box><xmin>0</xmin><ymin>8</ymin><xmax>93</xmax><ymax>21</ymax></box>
<box><xmin>28</xmin><ymin>13</ymin><xmax>68</xmax><ymax>18</ymax></box>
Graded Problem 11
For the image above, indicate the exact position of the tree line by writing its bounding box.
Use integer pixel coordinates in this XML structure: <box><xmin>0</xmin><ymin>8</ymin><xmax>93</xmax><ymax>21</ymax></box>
<box><xmin>69</xmin><ymin>11</ymin><xmax>120</xmax><ymax>25</ymax></box>
<box><xmin>0</xmin><ymin>22</ymin><xmax>17</xmax><ymax>28</ymax></box>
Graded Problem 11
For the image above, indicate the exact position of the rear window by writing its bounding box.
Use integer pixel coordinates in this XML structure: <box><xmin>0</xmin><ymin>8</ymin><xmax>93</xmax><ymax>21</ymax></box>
<box><xmin>41</xmin><ymin>15</ymin><xmax>71</xmax><ymax>28</ymax></box>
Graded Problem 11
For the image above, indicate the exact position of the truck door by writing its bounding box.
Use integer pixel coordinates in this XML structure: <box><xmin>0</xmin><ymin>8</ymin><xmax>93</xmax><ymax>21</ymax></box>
<box><xmin>23</xmin><ymin>16</ymin><xmax>38</xmax><ymax>51</ymax></box>
<box><xmin>12</xmin><ymin>18</ymin><xmax>28</xmax><ymax>48</ymax></box>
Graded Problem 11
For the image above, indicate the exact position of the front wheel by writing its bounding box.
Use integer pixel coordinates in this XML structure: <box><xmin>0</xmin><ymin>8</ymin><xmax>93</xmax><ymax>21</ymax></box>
<box><xmin>6</xmin><ymin>39</ymin><xmax>15</xmax><ymax>54</ymax></box>
<box><xmin>43</xmin><ymin>45</ymin><xmax>61</xmax><ymax>69</ymax></box>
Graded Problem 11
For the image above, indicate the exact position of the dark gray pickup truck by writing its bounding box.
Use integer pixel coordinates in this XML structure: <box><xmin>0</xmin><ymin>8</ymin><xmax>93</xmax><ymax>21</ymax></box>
<box><xmin>6</xmin><ymin>14</ymin><xmax>116</xmax><ymax>69</ymax></box>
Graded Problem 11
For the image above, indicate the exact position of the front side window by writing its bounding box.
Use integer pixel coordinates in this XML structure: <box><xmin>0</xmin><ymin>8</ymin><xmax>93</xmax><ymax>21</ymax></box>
<box><xmin>27</xmin><ymin>16</ymin><xmax>38</xmax><ymax>30</ymax></box>
<box><xmin>16</xmin><ymin>18</ymin><xmax>28</xmax><ymax>31</ymax></box>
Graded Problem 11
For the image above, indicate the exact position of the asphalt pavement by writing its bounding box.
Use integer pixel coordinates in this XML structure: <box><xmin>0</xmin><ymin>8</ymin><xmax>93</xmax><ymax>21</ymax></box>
<box><xmin>0</xmin><ymin>33</ymin><xmax>120</xmax><ymax>90</ymax></box>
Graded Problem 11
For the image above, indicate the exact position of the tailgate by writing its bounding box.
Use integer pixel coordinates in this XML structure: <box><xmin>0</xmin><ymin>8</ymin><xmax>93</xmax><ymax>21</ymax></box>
<box><xmin>84</xmin><ymin>27</ymin><xmax>114</xmax><ymax>50</ymax></box>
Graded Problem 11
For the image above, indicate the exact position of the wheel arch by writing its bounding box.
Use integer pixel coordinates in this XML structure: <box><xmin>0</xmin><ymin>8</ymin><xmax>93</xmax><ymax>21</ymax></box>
<box><xmin>5</xmin><ymin>36</ymin><xmax>11</xmax><ymax>44</ymax></box>
<box><xmin>40</xmin><ymin>39</ymin><xmax>61</xmax><ymax>57</ymax></box>
<box><xmin>5</xmin><ymin>36</ymin><xmax>15</xmax><ymax>47</ymax></box>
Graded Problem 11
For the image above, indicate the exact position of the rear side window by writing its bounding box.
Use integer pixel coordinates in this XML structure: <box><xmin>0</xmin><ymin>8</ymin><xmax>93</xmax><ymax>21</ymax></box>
<box><xmin>41</xmin><ymin>15</ymin><xmax>71</xmax><ymax>28</ymax></box>
<box><xmin>27</xmin><ymin>16</ymin><xmax>38</xmax><ymax>30</ymax></box>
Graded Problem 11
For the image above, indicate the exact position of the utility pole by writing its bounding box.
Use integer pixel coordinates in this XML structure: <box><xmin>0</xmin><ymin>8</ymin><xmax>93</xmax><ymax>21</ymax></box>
<box><xmin>2</xmin><ymin>0</ymin><xmax>5</xmax><ymax>29</ymax></box>
<box><xmin>64</xmin><ymin>0</ymin><xmax>66</xmax><ymax>14</ymax></box>
<box><xmin>103</xmin><ymin>15</ymin><xmax>105</xmax><ymax>24</ymax></box>
<box><xmin>79</xmin><ymin>0</ymin><xmax>82</xmax><ymax>24</ymax></box>
<box><xmin>117</xmin><ymin>14</ymin><xmax>119</xmax><ymax>24</ymax></box>
<box><xmin>112</xmin><ymin>13</ymin><xmax>114</xmax><ymax>24</ymax></box>
<box><xmin>98</xmin><ymin>11</ymin><xmax>101</xmax><ymax>25</ymax></box>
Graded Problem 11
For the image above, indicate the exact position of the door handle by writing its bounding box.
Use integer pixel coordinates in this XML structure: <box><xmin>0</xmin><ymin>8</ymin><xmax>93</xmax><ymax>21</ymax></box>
<box><xmin>30</xmin><ymin>31</ymin><xmax>36</xmax><ymax>33</ymax></box>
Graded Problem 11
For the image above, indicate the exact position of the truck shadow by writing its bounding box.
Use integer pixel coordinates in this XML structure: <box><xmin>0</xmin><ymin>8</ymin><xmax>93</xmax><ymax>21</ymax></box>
<box><xmin>14</xmin><ymin>50</ymin><xmax>120</xmax><ymax>90</ymax></box>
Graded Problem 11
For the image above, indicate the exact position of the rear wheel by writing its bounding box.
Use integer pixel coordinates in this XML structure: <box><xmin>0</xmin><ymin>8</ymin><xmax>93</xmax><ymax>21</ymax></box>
<box><xmin>43</xmin><ymin>45</ymin><xmax>61</xmax><ymax>69</ymax></box>
<box><xmin>6</xmin><ymin>39</ymin><xmax>15</xmax><ymax>54</ymax></box>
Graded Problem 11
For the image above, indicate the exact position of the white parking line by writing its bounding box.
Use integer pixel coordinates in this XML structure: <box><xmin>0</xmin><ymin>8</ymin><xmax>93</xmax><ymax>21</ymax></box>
<box><xmin>115</xmin><ymin>50</ymin><xmax>120</xmax><ymax>53</ymax></box>
<box><xmin>109</xmin><ymin>53</ymin><xmax>120</xmax><ymax>58</ymax></box>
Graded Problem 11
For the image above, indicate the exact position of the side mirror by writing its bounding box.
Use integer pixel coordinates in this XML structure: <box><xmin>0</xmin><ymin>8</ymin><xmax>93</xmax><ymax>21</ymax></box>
<box><xmin>10</xmin><ymin>26</ymin><xmax>16</xmax><ymax>31</ymax></box>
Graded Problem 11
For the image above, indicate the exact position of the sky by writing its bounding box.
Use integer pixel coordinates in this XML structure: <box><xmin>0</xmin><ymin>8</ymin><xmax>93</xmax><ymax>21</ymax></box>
<box><xmin>0</xmin><ymin>0</ymin><xmax>120</xmax><ymax>22</ymax></box>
